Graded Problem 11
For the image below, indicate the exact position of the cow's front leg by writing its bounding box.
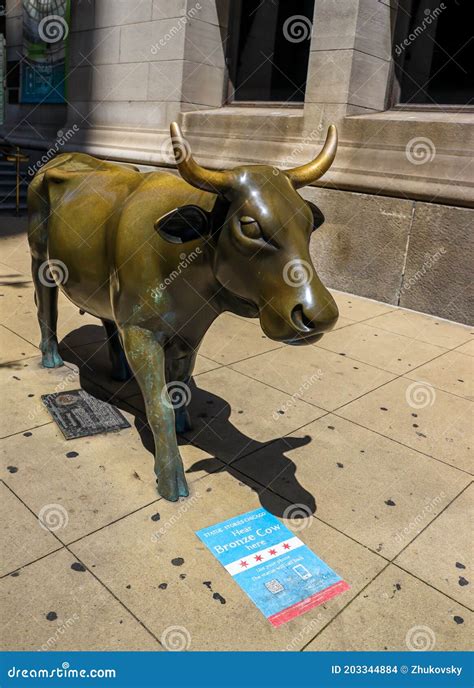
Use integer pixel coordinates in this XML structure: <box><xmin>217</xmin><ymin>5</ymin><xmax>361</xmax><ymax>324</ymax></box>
<box><xmin>120</xmin><ymin>325</ymin><xmax>189</xmax><ymax>501</ymax></box>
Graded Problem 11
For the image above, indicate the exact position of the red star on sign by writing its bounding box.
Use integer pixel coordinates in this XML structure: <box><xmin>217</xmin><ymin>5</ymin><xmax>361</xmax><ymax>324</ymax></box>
<box><xmin>269</xmin><ymin>549</ymin><xmax>277</xmax><ymax>556</ymax></box>
<box><xmin>255</xmin><ymin>554</ymin><xmax>263</xmax><ymax>562</ymax></box>
<box><xmin>283</xmin><ymin>543</ymin><xmax>291</xmax><ymax>550</ymax></box>
<box><xmin>240</xmin><ymin>560</ymin><xmax>248</xmax><ymax>568</ymax></box>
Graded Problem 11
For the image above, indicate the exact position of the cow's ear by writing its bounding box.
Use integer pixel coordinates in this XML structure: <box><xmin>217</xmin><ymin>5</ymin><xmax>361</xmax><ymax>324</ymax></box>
<box><xmin>307</xmin><ymin>201</ymin><xmax>325</xmax><ymax>231</ymax></box>
<box><xmin>154</xmin><ymin>205</ymin><xmax>210</xmax><ymax>244</ymax></box>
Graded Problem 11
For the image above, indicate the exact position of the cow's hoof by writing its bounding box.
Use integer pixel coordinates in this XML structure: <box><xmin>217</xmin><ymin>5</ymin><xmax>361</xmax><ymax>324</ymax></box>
<box><xmin>156</xmin><ymin>462</ymin><xmax>189</xmax><ymax>502</ymax></box>
<box><xmin>175</xmin><ymin>407</ymin><xmax>192</xmax><ymax>434</ymax></box>
<box><xmin>40</xmin><ymin>341</ymin><xmax>64</xmax><ymax>368</ymax></box>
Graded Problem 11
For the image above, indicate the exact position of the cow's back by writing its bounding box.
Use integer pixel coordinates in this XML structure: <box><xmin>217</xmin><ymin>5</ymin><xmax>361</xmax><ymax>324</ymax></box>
<box><xmin>28</xmin><ymin>153</ymin><xmax>144</xmax><ymax>319</ymax></box>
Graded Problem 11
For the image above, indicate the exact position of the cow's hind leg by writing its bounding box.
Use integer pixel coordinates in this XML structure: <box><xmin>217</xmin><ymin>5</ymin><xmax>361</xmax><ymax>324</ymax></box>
<box><xmin>101</xmin><ymin>319</ymin><xmax>133</xmax><ymax>381</ymax></box>
<box><xmin>120</xmin><ymin>325</ymin><xmax>189</xmax><ymax>501</ymax></box>
<box><xmin>165</xmin><ymin>350</ymin><xmax>197</xmax><ymax>434</ymax></box>
<box><xmin>31</xmin><ymin>256</ymin><xmax>64</xmax><ymax>368</ymax></box>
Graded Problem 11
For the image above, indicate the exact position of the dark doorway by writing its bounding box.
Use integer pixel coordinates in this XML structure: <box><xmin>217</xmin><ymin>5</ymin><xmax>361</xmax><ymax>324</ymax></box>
<box><xmin>394</xmin><ymin>0</ymin><xmax>473</xmax><ymax>105</ymax></box>
<box><xmin>227</xmin><ymin>0</ymin><xmax>315</xmax><ymax>103</ymax></box>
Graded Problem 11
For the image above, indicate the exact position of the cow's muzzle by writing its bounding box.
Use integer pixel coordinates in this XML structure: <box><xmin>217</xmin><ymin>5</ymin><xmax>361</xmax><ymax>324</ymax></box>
<box><xmin>286</xmin><ymin>302</ymin><xmax>338</xmax><ymax>344</ymax></box>
<box><xmin>259</xmin><ymin>291</ymin><xmax>338</xmax><ymax>345</ymax></box>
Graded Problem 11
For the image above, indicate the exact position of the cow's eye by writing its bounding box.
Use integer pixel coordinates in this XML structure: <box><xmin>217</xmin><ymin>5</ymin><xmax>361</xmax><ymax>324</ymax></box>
<box><xmin>239</xmin><ymin>216</ymin><xmax>262</xmax><ymax>240</ymax></box>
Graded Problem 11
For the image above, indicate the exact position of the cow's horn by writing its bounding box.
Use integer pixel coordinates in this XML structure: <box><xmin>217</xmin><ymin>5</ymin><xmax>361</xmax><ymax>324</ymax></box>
<box><xmin>169</xmin><ymin>122</ymin><xmax>233</xmax><ymax>194</ymax></box>
<box><xmin>285</xmin><ymin>125</ymin><xmax>338</xmax><ymax>189</ymax></box>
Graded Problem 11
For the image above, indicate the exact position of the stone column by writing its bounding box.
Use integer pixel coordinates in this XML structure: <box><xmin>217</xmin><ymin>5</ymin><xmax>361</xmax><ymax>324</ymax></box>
<box><xmin>304</xmin><ymin>0</ymin><xmax>393</xmax><ymax>132</ymax></box>
<box><xmin>178</xmin><ymin>0</ymin><xmax>227</xmax><ymax>108</ymax></box>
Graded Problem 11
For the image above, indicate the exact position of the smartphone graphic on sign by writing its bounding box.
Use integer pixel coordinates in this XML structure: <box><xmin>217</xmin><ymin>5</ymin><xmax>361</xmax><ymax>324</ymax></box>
<box><xmin>293</xmin><ymin>564</ymin><xmax>312</xmax><ymax>580</ymax></box>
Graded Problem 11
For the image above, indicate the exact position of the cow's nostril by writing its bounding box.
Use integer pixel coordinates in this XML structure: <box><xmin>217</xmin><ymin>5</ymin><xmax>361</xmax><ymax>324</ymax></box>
<box><xmin>291</xmin><ymin>304</ymin><xmax>315</xmax><ymax>332</ymax></box>
<box><xmin>290</xmin><ymin>303</ymin><xmax>338</xmax><ymax>336</ymax></box>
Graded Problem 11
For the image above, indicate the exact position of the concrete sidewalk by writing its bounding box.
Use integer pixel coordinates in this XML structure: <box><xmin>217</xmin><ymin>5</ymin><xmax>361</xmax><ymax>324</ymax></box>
<box><xmin>1</xmin><ymin>220</ymin><xmax>472</xmax><ymax>652</ymax></box>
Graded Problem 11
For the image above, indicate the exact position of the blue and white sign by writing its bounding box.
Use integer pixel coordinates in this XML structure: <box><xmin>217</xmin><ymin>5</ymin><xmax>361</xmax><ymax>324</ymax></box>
<box><xmin>196</xmin><ymin>508</ymin><xmax>349</xmax><ymax>626</ymax></box>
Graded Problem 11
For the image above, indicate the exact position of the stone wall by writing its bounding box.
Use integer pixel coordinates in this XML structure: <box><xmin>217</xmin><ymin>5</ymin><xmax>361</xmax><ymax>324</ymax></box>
<box><xmin>304</xmin><ymin>187</ymin><xmax>472</xmax><ymax>325</ymax></box>
<box><xmin>2</xmin><ymin>0</ymin><xmax>228</xmax><ymax>151</ymax></box>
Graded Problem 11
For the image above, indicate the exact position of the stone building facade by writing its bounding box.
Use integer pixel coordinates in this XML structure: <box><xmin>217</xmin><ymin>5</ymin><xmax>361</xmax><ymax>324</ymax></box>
<box><xmin>1</xmin><ymin>0</ymin><xmax>472</xmax><ymax>323</ymax></box>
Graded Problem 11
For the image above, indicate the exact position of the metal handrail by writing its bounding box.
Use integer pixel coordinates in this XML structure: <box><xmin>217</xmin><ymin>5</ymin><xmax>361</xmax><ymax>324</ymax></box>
<box><xmin>1</xmin><ymin>144</ymin><xmax>29</xmax><ymax>215</ymax></box>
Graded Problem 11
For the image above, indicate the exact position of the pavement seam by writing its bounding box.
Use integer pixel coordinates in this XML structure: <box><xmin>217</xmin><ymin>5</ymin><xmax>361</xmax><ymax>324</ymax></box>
<box><xmin>0</xmin><ymin>421</ymin><xmax>53</xmax><ymax>441</ymax></box>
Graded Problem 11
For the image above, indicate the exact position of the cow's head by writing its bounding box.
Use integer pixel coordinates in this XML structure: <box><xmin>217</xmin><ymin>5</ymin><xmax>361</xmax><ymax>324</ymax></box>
<box><xmin>160</xmin><ymin>122</ymin><xmax>339</xmax><ymax>345</ymax></box>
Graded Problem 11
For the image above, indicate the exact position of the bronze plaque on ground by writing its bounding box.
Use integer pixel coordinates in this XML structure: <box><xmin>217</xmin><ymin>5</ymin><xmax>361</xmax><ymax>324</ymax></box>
<box><xmin>41</xmin><ymin>389</ymin><xmax>131</xmax><ymax>440</ymax></box>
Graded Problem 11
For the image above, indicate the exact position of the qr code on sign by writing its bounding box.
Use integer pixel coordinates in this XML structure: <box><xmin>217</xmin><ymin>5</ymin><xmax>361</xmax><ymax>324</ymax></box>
<box><xmin>265</xmin><ymin>579</ymin><xmax>284</xmax><ymax>594</ymax></box>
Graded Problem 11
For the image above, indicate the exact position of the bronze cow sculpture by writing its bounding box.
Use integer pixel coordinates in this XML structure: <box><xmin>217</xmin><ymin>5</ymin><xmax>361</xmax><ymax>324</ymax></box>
<box><xmin>28</xmin><ymin>122</ymin><xmax>339</xmax><ymax>501</ymax></box>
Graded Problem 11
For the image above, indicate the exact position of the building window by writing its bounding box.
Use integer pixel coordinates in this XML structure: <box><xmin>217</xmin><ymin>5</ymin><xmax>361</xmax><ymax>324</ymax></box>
<box><xmin>393</xmin><ymin>0</ymin><xmax>473</xmax><ymax>106</ymax></box>
<box><xmin>6</xmin><ymin>60</ymin><xmax>20</xmax><ymax>105</ymax></box>
<box><xmin>227</xmin><ymin>0</ymin><xmax>315</xmax><ymax>103</ymax></box>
